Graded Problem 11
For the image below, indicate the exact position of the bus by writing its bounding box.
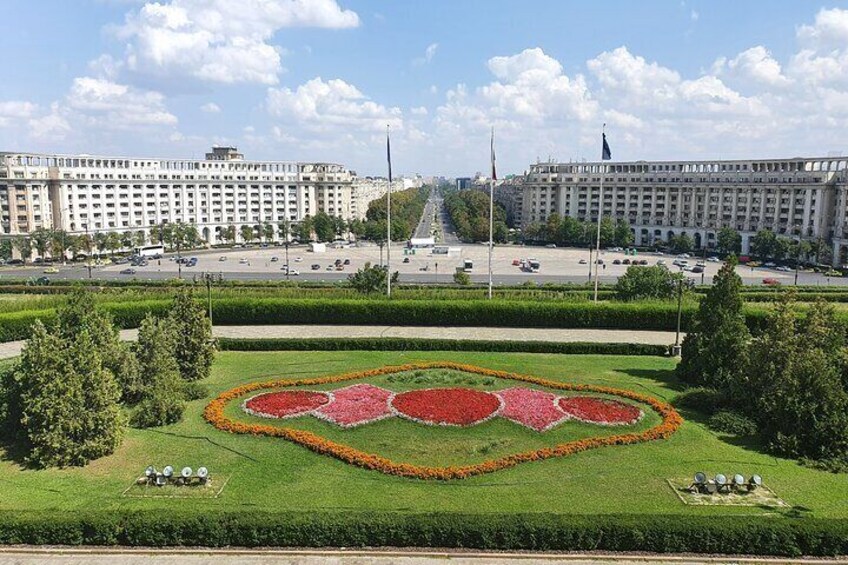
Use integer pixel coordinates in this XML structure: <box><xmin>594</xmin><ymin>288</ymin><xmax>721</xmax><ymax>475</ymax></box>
<box><xmin>134</xmin><ymin>245</ymin><xmax>165</xmax><ymax>258</ymax></box>
<box><xmin>463</xmin><ymin>259</ymin><xmax>473</xmax><ymax>272</ymax></box>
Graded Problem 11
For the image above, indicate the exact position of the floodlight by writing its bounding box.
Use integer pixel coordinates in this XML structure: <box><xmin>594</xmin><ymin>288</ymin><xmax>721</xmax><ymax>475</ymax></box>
<box><xmin>714</xmin><ymin>473</ymin><xmax>727</xmax><ymax>486</ymax></box>
<box><xmin>163</xmin><ymin>465</ymin><xmax>174</xmax><ymax>478</ymax></box>
<box><xmin>750</xmin><ymin>474</ymin><xmax>762</xmax><ymax>487</ymax></box>
<box><xmin>181</xmin><ymin>467</ymin><xmax>192</xmax><ymax>478</ymax></box>
<box><xmin>145</xmin><ymin>465</ymin><xmax>156</xmax><ymax>478</ymax></box>
<box><xmin>733</xmin><ymin>474</ymin><xmax>745</xmax><ymax>486</ymax></box>
<box><xmin>197</xmin><ymin>466</ymin><xmax>208</xmax><ymax>480</ymax></box>
<box><xmin>694</xmin><ymin>472</ymin><xmax>706</xmax><ymax>484</ymax></box>
<box><xmin>155</xmin><ymin>473</ymin><xmax>166</xmax><ymax>487</ymax></box>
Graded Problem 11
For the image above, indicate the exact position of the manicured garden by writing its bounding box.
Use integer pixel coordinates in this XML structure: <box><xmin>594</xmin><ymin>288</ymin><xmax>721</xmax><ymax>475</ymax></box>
<box><xmin>1</xmin><ymin>350</ymin><xmax>846</xmax><ymax>519</ymax></box>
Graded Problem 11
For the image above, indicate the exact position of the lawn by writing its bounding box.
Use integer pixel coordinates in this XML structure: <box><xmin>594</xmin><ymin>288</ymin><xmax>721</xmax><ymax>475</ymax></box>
<box><xmin>1</xmin><ymin>350</ymin><xmax>846</xmax><ymax>519</ymax></box>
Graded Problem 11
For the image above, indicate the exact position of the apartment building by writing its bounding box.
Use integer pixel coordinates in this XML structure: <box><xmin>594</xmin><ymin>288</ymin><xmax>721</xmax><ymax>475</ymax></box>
<box><xmin>522</xmin><ymin>156</ymin><xmax>848</xmax><ymax>264</ymax></box>
<box><xmin>349</xmin><ymin>177</ymin><xmax>410</xmax><ymax>221</ymax></box>
<box><xmin>0</xmin><ymin>147</ymin><xmax>353</xmax><ymax>244</ymax></box>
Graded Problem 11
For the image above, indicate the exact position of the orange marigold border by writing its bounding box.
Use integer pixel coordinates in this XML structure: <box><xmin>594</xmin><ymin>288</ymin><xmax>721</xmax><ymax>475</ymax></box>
<box><xmin>203</xmin><ymin>362</ymin><xmax>683</xmax><ymax>480</ymax></box>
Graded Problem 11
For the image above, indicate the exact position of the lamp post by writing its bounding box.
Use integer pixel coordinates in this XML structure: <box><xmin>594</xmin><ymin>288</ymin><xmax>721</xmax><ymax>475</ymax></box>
<box><xmin>84</xmin><ymin>224</ymin><xmax>92</xmax><ymax>279</ymax></box>
<box><xmin>195</xmin><ymin>271</ymin><xmax>223</xmax><ymax>327</ymax></box>
<box><xmin>672</xmin><ymin>266</ymin><xmax>693</xmax><ymax>356</ymax></box>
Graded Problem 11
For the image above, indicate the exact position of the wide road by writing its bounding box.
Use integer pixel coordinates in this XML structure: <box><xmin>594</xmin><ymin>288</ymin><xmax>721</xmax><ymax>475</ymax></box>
<box><xmin>2</xmin><ymin>243</ymin><xmax>845</xmax><ymax>286</ymax></box>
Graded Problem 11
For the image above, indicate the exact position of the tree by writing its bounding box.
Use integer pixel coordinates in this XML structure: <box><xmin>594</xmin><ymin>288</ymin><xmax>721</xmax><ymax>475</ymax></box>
<box><xmin>121</xmin><ymin>231</ymin><xmax>135</xmax><ymax>251</ymax></box>
<box><xmin>295</xmin><ymin>216</ymin><xmax>313</xmax><ymax>241</ymax></box>
<box><xmin>240</xmin><ymin>224</ymin><xmax>255</xmax><ymax>244</ymax></box>
<box><xmin>0</xmin><ymin>239</ymin><xmax>13</xmax><ymax>262</ymax></box>
<box><xmin>130</xmin><ymin>314</ymin><xmax>185</xmax><ymax>428</ymax></box>
<box><xmin>93</xmin><ymin>232</ymin><xmax>108</xmax><ymax>255</ymax></box>
<box><xmin>168</xmin><ymin>288</ymin><xmax>215</xmax><ymax>382</ymax></box>
<box><xmin>558</xmin><ymin>216</ymin><xmax>584</xmax><ymax>246</ymax></box>
<box><xmin>106</xmin><ymin>232</ymin><xmax>122</xmax><ymax>256</ymax></box>
<box><xmin>312</xmin><ymin>212</ymin><xmax>335</xmax><ymax>242</ymax></box>
<box><xmin>613</xmin><ymin>220</ymin><xmax>634</xmax><ymax>247</ymax></box>
<box><xmin>750</xmin><ymin>229</ymin><xmax>777</xmax><ymax>259</ymax></box>
<box><xmin>615</xmin><ymin>265</ymin><xmax>682</xmax><ymax>301</ymax></box>
<box><xmin>12</xmin><ymin>236</ymin><xmax>32</xmax><ymax>264</ymax></box>
<box><xmin>748</xmin><ymin>295</ymin><xmax>848</xmax><ymax>463</ymax></box>
<box><xmin>221</xmin><ymin>225</ymin><xmax>237</xmax><ymax>245</ymax></box>
<box><xmin>716</xmin><ymin>227</ymin><xmax>742</xmax><ymax>255</ymax></box>
<box><xmin>669</xmin><ymin>233</ymin><xmax>694</xmax><ymax>254</ymax></box>
<box><xmin>149</xmin><ymin>225</ymin><xmax>163</xmax><ymax>245</ymax></box>
<box><xmin>262</xmin><ymin>222</ymin><xmax>275</xmax><ymax>243</ymax></box>
<box><xmin>453</xmin><ymin>270</ymin><xmax>471</xmax><ymax>285</ymax></box>
<box><xmin>30</xmin><ymin>228</ymin><xmax>51</xmax><ymax>260</ymax></box>
<box><xmin>677</xmin><ymin>256</ymin><xmax>751</xmax><ymax>391</ymax></box>
<box><xmin>545</xmin><ymin>213</ymin><xmax>562</xmax><ymax>242</ymax></box>
<box><xmin>522</xmin><ymin>222</ymin><xmax>542</xmax><ymax>243</ymax></box>
<box><xmin>348</xmin><ymin>262</ymin><xmax>391</xmax><ymax>294</ymax></box>
<box><xmin>134</xmin><ymin>230</ymin><xmax>147</xmax><ymax>248</ymax></box>
<box><xmin>14</xmin><ymin>320</ymin><xmax>125</xmax><ymax>468</ymax></box>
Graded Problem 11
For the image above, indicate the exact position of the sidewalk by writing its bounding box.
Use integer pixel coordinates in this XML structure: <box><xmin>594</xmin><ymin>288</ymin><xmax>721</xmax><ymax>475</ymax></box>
<box><xmin>0</xmin><ymin>325</ymin><xmax>678</xmax><ymax>360</ymax></box>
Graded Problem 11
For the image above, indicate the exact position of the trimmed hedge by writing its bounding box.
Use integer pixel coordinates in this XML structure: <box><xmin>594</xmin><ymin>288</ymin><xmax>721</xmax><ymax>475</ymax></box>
<box><xmin>217</xmin><ymin>337</ymin><xmax>670</xmax><ymax>356</ymax></box>
<box><xmin>0</xmin><ymin>511</ymin><xmax>845</xmax><ymax>555</ymax></box>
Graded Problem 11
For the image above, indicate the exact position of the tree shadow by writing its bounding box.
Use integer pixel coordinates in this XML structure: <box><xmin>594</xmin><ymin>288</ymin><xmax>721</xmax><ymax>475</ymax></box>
<box><xmin>613</xmin><ymin>367</ymin><xmax>686</xmax><ymax>392</ymax></box>
<box><xmin>142</xmin><ymin>428</ymin><xmax>261</xmax><ymax>463</ymax></box>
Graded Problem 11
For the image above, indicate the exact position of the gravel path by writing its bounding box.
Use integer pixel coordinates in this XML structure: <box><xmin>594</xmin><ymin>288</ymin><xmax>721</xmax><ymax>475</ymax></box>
<box><xmin>0</xmin><ymin>326</ymin><xmax>677</xmax><ymax>359</ymax></box>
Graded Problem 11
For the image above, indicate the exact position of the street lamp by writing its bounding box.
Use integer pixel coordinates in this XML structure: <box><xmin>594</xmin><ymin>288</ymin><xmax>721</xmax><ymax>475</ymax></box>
<box><xmin>83</xmin><ymin>224</ymin><xmax>92</xmax><ymax>279</ymax></box>
<box><xmin>671</xmin><ymin>267</ymin><xmax>695</xmax><ymax>356</ymax></box>
<box><xmin>194</xmin><ymin>271</ymin><xmax>223</xmax><ymax>326</ymax></box>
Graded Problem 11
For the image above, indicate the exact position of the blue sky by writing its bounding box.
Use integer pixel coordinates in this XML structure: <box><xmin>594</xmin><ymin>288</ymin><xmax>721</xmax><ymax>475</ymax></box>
<box><xmin>2</xmin><ymin>1</ymin><xmax>848</xmax><ymax>176</ymax></box>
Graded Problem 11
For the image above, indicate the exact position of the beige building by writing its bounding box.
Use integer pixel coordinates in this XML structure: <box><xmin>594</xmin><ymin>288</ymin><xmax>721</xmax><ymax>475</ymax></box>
<box><xmin>349</xmin><ymin>177</ymin><xmax>407</xmax><ymax>221</ymax></box>
<box><xmin>522</xmin><ymin>156</ymin><xmax>848</xmax><ymax>264</ymax></box>
<box><xmin>0</xmin><ymin>147</ymin><xmax>353</xmax><ymax>244</ymax></box>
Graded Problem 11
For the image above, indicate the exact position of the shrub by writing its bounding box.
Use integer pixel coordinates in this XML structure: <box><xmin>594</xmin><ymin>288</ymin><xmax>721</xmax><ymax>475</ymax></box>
<box><xmin>168</xmin><ymin>289</ymin><xmax>215</xmax><ymax>382</ymax></box>
<box><xmin>615</xmin><ymin>265</ymin><xmax>680</xmax><ymax>301</ymax></box>
<box><xmin>672</xmin><ymin>387</ymin><xmax>725</xmax><ymax>415</ymax></box>
<box><xmin>130</xmin><ymin>314</ymin><xmax>185</xmax><ymax>428</ymax></box>
<box><xmin>181</xmin><ymin>381</ymin><xmax>209</xmax><ymax>401</ymax></box>
<box><xmin>453</xmin><ymin>271</ymin><xmax>471</xmax><ymax>286</ymax></box>
<box><xmin>708</xmin><ymin>411</ymin><xmax>759</xmax><ymax>436</ymax></box>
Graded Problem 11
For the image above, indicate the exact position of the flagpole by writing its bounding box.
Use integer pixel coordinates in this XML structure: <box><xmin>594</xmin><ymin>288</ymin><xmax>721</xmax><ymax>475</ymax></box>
<box><xmin>488</xmin><ymin>127</ymin><xmax>495</xmax><ymax>300</ymax></box>
<box><xmin>386</xmin><ymin>125</ymin><xmax>392</xmax><ymax>298</ymax></box>
<box><xmin>593</xmin><ymin>124</ymin><xmax>606</xmax><ymax>302</ymax></box>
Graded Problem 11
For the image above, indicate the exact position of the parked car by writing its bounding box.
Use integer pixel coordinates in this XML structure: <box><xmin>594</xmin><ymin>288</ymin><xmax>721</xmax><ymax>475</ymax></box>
<box><xmin>294</xmin><ymin>257</ymin><xmax>303</xmax><ymax>262</ymax></box>
<box><xmin>512</xmin><ymin>259</ymin><xmax>520</xmax><ymax>266</ymax></box>
<box><xmin>120</xmin><ymin>268</ymin><xmax>137</xmax><ymax>275</ymax></box>
<box><xmin>239</xmin><ymin>258</ymin><xmax>248</xmax><ymax>265</ymax></box>
<box><xmin>311</xmin><ymin>264</ymin><xmax>321</xmax><ymax>270</ymax></box>
<box><xmin>287</xmin><ymin>269</ymin><xmax>299</xmax><ymax>276</ymax></box>
<box><xmin>691</xmin><ymin>265</ymin><xmax>704</xmax><ymax>273</ymax></box>
<box><xmin>707</xmin><ymin>256</ymin><xmax>720</xmax><ymax>262</ymax></box>
<box><xmin>612</xmin><ymin>259</ymin><xmax>621</xmax><ymax>265</ymax></box>
<box><xmin>578</xmin><ymin>259</ymin><xmax>587</xmax><ymax>265</ymax></box>
<box><xmin>764</xmin><ymin>262</ymin><xmax>777</xmax><ymax>268</ymax></box>
<box><xmin>43</xmin><ymin>267</ymin><xmax>59</xmax><ymax>274</ymax></box>
<box><xmin>622</xmin><ymin>258</ymin><xmax>631</xmax><ymax>265</ymax></box>
<box><xmin>403</xmin><ymin>257</ymin><xmax>410</xmax><ymax>263</ymax></box>
<box><xmin>776</xmin><ymin>265</ymin><xmax>792</xmax><ymax>272</ymax></box>
<box><xmin>763</xmin><ymin>277</ymin><xmax>781</xmax><ymax>285</ymax></box>
<box><xmin>187</xmin><ymin>258</ymin><xmax>197</xmax><ymax>267</ymax></box>
<box><xmin>270</xmin><ymin>256</ymin><xmax>279</xmax><ymax>262</ymax></box>
<box><xmin>343</xmin><ymin>259</ymin><xmax>350</xmax><ymax>265</ymax></box>
<box><xmin>657</xmin><ymin>260</ymin><xmax>666</xmax><ymax>266</ymax></box>
<box><xmin>545</xmin><ymin>243</ymin><xmax>557</xmax><ymax>248</ymax></box>
<box><xmin>219</xmin><ymin>256</ymin><xmax>227</xmax><ymax>261</ymax></box>
<box><xmin>638</xmin><ymin>259</ymin><xmax>649</xmax><ymax>265</ymax></box>
<box><xmin>326</xmin><ymin>265</ymin><xmax>334</xmax><ymax>271</ymax></box>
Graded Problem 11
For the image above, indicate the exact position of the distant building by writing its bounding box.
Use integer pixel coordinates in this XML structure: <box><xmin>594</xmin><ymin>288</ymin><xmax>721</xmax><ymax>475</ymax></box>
<box><xmin>521</xmin><ymin>156</ymin><xmax>848</xmax><ymax>264</ymax></box>
<box><xmin>455</xmin><ymin>177</ymin><xmax>473</xmax><ymax>190</ymax></box>
<box><xmin>350</xmin><ymin>176</ymin><xmax>407</xmax><ymax>220</ymax></box>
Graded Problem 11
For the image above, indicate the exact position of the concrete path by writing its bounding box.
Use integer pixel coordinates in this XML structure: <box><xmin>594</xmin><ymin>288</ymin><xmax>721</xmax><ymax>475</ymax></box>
<box><xmin>0</xmin><ymin>325</ymin><xmax>677</xmax><ymax>360</ymax></box>
<box><xmin>0</xmin><ymin>549</ymin><xmax>843</xmax><ymax>565</ymax></box>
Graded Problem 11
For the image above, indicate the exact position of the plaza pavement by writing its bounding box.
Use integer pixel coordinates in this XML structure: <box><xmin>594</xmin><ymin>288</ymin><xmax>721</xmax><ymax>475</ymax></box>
<box><xmin>0</xmin><ymin>325</ymin><xmax>678</xmax><ymax>359</ymax></box>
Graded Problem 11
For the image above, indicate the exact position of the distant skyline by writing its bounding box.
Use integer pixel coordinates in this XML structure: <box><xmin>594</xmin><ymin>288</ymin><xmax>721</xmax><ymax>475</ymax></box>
<box><xmin>2</xmin><ymin>1</ymin><xmax>848</xmax><ymax>176</ymax></box>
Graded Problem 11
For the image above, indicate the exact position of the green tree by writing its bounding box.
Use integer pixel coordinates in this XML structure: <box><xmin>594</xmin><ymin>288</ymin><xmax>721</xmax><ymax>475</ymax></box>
<box><xmin>613</xmin><ymin>220</ymin><xmax>634</xmax><ymax>247</ymax></box>
<box><xmin>121</xmin><ymin>231</ymin><xmax>134</xmax><ymax>251</ymax></box>
<box><xmin>669</xmin><ymin>233</ymin><xmax>694</xmax><ymax>254</ymax></box>
<box><xmin>12</xmin><ymin>236</ymin><xmax>32</xmax><ymax>264</ymax></box>
<box><xmin>545</xmin><ymin>213</ymin><xmax>562</xmax><ymax>242</ymax></box>
<box><xmin>295</xmin><ymin>216</ymin><xmax>313</xmax><ymax>241</ymax></box>
<box><xmin>750</xmin><ymin>229</ymin><xmax>777</xmax><ymax>259</ymax></box>
<box><xmin>615</xmin><ymin>265</ymin><xmax>681</xmax><ymax>301</ymax></box>
<box><xmin>168</xmin><ymin>288</ymin><xmax>215</xmax><ymax>382</ymax></box>
<box><xmin>221</xmin><ymin>225</ymin><xmax>237</xmax><ymax>245</ymax></box>
<box><xmin>130</xmin><ymin>314</ymin><xmax>185</xmax><ymax>428</ymax></box>
<box><xmin>453</xmin><ymin>270</ymin><xmax>471</xmax><ymax>285</ymax></box>
<box><xmin>240</xmin><ymin>224</ymin><xmax>255</xmax><ymax>244</ymax></box>
<box><xmin>716</xmin><ymin>227</ymin><xmax>742</xmax><ymax>255</ymax></box>
<box><xmin>134</xmin><ymin>230</ymin><xmax>147</xmax><ymax>248</ymax></box>
<box><xmin>262</xmin><ymin>222</ymin><xmax>276</xmax><ymax>243</ymax></box>
<box><xmin>522</xmin><ymin>222</ymin><xmax>542</xmax><ymax>243</ymax></box>
<box><xmin>348</xmin><ymin>262</ymin><xmax>392</xmax><ymax>294</ymax></box>
<box><xmin>149</xmin><ymin>225</ymin><xmax>163</xmax><ymax>246</ymax></box>
<box><xmin>93</xmin><ymin>232</ymin><xmax>108</xmax><ymax>255</ymax></box>
<box><xmin>14</xmin><ymin>321</ymin><xmax>125</xmax><ymax>468</ymax></box>
<box><xmin>312</xmin><ymin>212</ymin><xmax>336</xmax><ymax>242</ymax></box>
<box><xmin>677</xmin><ymin>256</ymin><xmax>751</xmax><ymax>390</ymax></box>
<box><xmin>106</xmin><ymin>232</ymin><xmax>122</xmax><ymax>257</ymax></box>
<box><xmin>0</xmin><ymin>239</ymin><xmax>13</xmax><ymax>261</ymax></box>
<box><xmin>30</xmin><ymin>228</ymin><xmax>52</xmax><ymax>260</ymax></box>
<box><xmin>348</xmin><ymin>218</ymin><xmax>366</xmax><ymax>238</ymax></box>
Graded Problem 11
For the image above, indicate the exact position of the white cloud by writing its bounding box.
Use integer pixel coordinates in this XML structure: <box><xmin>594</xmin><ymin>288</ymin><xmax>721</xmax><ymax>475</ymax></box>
<box><xmin>67</xmin><ymin>76</ymin><xmax>177</xmax><ymax>126</ymax></box>
<box><xmin>115</xmin><ymin>0</ymin><xmax>360</xmax><ymax>85</ymax></box>
<box><xmin>690</xmin><ymin>9</ymin><xmax>699</xmax><ymax>21</ymax></box>
<box><xmin>28</xmin><ymin>103</ymin><xmax>71</xmax><ymax>140</ymax></box>
<box><xmin>413</xmin><ymin>42</ymin><xmax>439</xmax><ymax>66</ymax></box>
<box><xmin>410</xmin><ymin>106</ymin><xmax>428</xmax><ymax>116</ymax></box>
<box><xmin>0</xmin><ymin>101</ymin><xmax>38</xmax><ymax>119</ymax></box>
<box><xmin>267</xmin><ymin>77</ymin><xmax>402</xmax><ymax>133</ymax></box>
<box><xmin>200</xmin><ymin>102</ymin><xmax>221</xmax><ymax>113</ymax></box>
<box><xmin>715</xmin><ymin>46</ymin><xmax>792</xmax><ymax>88</ymax></box>
<box><xmin>797</xmin><ymin>7</ymin><xmax>848</xmax><ymax>49</ymax></box>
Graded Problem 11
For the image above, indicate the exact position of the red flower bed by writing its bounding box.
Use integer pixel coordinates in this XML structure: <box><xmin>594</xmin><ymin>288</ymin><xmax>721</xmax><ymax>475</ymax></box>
<box><xmin>558</xmin><ymin>396</ymin><xmax>643</xmax><ymax>425</ymax></box>
<box><xmin>315</xmin><ymin>384</ymin><xmax>394</xmax><ymax>428</ymax></box>
<box><xmin>497</xmin><ymin>387</ymin><xmax>568</xmax><ymax>431</ymax></box>
<box><xmin>243</xmin><ymin>390</ymin><xmax>330</xmax><ymax>419</ymax></box>
<box><xmin>391</xmin><ymin>388</ymin><xmax>502</xmax><ymax>426</ymax></box>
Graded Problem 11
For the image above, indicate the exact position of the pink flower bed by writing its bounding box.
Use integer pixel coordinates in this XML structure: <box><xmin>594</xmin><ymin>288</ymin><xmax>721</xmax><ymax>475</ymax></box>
<box><xmin>497</xmin><ymin>387</ymin><xmax>568</xmax><ymax>431</ymax></box>
<box><xmin>558</xmin><ymin>396</ymin><xmax>643</xmax><ymax>425</ymax></box>
<box><xmin>243</xmin><ymin>390</ymin><xmax>330</xmax><ymax>419</ymax></box>
<box><xmin>391</xmin><ymin>388</ymin><xmax>503</xmax><ymax>426</ymax></box>
<box><xmin>315</xmin><ymin>384</ymin><xmax>394</xmax><ymax>428</ymax></box>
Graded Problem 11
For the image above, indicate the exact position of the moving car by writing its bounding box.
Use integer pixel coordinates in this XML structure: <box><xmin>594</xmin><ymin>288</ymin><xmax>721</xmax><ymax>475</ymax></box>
<box><xmin>343</xmin><ymin>259</ymin><xmax>350</xmax><ymax>265</ymax></box>
<box><xmin>270</xmin><ymin>256</ymin><xmax>279</xmax><ymax>262</ymax></box>
<box><xmin>763</xmin><ymin>277</ymin><xmax>780</xmax><ymax>285</ymax></box>
<box><xmin>294</xmin><ymin>257</ymin><xmax>303</xmax><ymax>262</ymax></box>
<box><xmin>578</xmin><ymin>259</ymin><xmax>587</xmax><ymax>265</ymax></box>
<box><xmin>403</xmin><ymin>257</ymin><xmax>410</xmax><ymax>263</ymax></box>
<box><xmin>311</xmin><ymin>264</ymin><xmax>321</xmax><ymax>270</ymax></box>
<box><xmin>707</xmin><ymin>256</ymin><xmax>720</xmax><ymax>262</ymax></box>
<box><xmin>43</xmin><ymin>267</ymin><xmax>59</xmax><ymax>274</ymax></box>
<box><xmin>219</xmin><ymin>256</ymin><xmax>227</xmax><ymax>261</ymax></box>
<box><xmin>120</xmin><ymin>268</ymin><xmax>137</xmax><ymax>275</ymax></box>
<box><xmin>239</xmin><ymin>258</ymin><xmax>248</xmax><ymax>265</ymax></box>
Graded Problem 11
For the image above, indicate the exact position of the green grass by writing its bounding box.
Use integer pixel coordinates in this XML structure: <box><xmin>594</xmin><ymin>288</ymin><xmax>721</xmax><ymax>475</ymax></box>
<box><xmin>1</xmin><ymin>351</ymin><xmax>846</xmax><ymax>519</ymax></box>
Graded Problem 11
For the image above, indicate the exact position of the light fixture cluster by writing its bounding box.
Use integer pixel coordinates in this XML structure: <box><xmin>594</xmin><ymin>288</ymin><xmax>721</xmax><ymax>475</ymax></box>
<box><xmin>688</xmin><ymin>471</ymin><xmax>762</xmax><ymax>494</ymax></box>
<box><xmin>140</xmin><ymin>465</ymin><xmax>210</xmax><ymax>487</ymax></box>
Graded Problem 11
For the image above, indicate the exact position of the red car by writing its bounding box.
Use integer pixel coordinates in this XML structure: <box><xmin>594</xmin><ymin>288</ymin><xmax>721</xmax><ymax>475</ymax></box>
<box><xmin>512</xmin><ymin>259</ymin><xmax>520</xmax><ymax>266</ymax></box>
<box><xmin>762</xmin><ymin>278</ymin><xmax>781</xmax><ymax>286</ymax></box>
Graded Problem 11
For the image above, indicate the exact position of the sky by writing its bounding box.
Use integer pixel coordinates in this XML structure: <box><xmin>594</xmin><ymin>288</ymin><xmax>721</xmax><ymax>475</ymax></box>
<box><xmin>2</xmin><ymin>1</ymin><xmax>848</xmax><ymax>177</ymax></box>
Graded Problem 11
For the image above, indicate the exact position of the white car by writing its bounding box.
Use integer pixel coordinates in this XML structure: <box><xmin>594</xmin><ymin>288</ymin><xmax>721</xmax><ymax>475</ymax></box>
<box><xmin>764</xmin><ymin>262</ymin><xmax>777</xmax><ymax>268</ymax></box>
<box><xmin>707</xmin><ymin>256</ymin><xmax>720</xmax><ymax>262</ymax></box>
<box><xmin>294</xmin><ymin>257</ymin><xmax>303</xmax><ymax>262</ymax></box>
<box><xmin>239</xmin><ymin>258</ymin><xmax>248</xmax><ymax>265</ymax></box>
<box><xmin>283</xmin><ymin>268</ymin><xmax>299</xmax><ymax>276</ymax></box>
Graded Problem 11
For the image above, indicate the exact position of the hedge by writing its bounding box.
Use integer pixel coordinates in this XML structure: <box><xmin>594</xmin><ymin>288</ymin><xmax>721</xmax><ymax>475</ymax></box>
<box><xmin>0</xmin><ymin>511</ymin><xmax>845</xmax><ymax>555</ymax></box>
<box><xmin>217</xmin><ymin>337</ymin><xmax>670</xmax><ymax>356</ymax></box>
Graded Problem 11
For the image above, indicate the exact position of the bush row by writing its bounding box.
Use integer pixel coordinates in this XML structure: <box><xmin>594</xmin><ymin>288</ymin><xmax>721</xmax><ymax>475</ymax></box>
<box><xmin>0</xmin><ymin>511</ymin><xmax>845</xmax><ymax>555</ymax></box>
<box><xmin>217</xmin><ymin>337</ymin><xmax>670</xmax><ymax>356</ymax></box>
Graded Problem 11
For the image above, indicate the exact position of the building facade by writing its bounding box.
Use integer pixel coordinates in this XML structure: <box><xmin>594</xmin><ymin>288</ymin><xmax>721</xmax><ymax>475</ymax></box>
<box><xmin>522</xmin><ymin>157</ymin><xmax>848</xmax><ymax>264</ymax></box>
<box><xmin>350</xmin><ymin>177</ymin><xmax>411</xmax><ymax>220</ymax></box>
<box><xmin>0</xmin><ymin>147</ymin><xmax>353</xmax><ymax>244</ymax></box>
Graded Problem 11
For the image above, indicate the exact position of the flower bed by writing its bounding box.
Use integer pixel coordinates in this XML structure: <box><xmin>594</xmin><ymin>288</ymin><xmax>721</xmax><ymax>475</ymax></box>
<box><xmin>558</xmin><ymin>396</ymin><xmax>643</xmax><ymax>425</ymax></box>
<box><xmin>207</xmin><ymin>362</ymin><xmax>683</xmax><ymax>480</ymax></box>
<box><xmin>243</xmin><ymin>390</ymin><xmax>330</xmax><ymax>419</ymax></box>
<box><xmin>314</xmin><ymin>384</ymin><xmax>394</xmax><ymax>428</ymax></box>
<box><xmin>497</xmin><ymin>387</ymin><xmax>568</xmax><ymax>431</ymax></box>
<box><xmin>391</xmin><ymin>388</ymin><xmax>503</xmax><ymax>426</ymax></box>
